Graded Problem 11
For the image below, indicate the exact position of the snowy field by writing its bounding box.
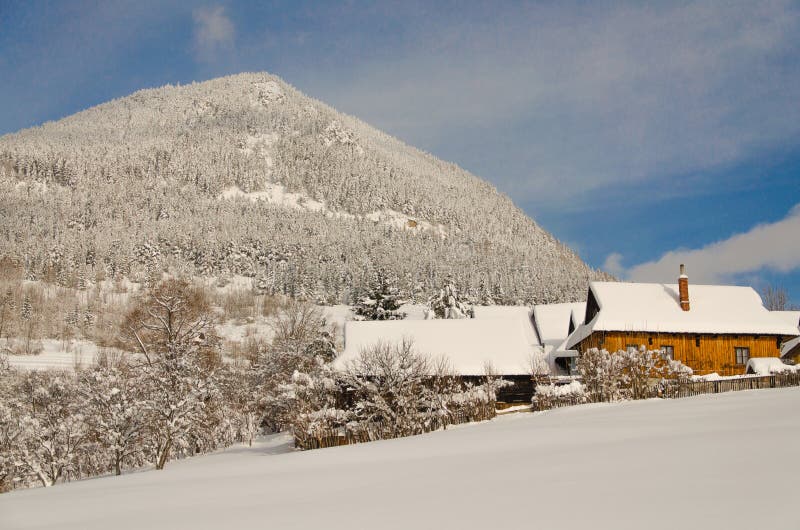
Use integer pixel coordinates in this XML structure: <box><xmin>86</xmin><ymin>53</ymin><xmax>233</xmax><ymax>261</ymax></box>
<box><xmin>2</xmin><ymin>388</ymin><xmax>799</xmax><ymax>530</ymax></box>
<box><xmin>4</xmin><ymin>339</ymin><xmax>103</xmax><ymax>371</ymax></box>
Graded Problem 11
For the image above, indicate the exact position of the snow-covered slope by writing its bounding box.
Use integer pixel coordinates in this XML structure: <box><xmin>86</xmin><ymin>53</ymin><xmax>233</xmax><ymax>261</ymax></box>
<box><xmin>2</xmin><ymin>388</ymin><xmax>798</xmax><ymax>530</ymax></box>
<box><xmin>0</xmin><ymin>72</ymin><xmax>609</xmax><ymax>304</ymax></box>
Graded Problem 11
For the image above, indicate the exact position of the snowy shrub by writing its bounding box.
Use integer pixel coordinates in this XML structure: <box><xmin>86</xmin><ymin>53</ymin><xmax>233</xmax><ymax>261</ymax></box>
<box><xmin>532</xmin><ymin>381</ymin><xmax>587</xmax><ymax>410</ymax></box>
<box><xmin>335</xmin><ymin>340</ymin><xmax>498</xmax><ymax>441</ymax></box>
<box><xmin>340</xmin><ymin>339</ymin><xmax>433</xmax><ymax>438</ymax></box>
<box><xmin>0</xmin><ymin>401</ymin><xmax>20</xmax><ymax>492</ymax></box>
<box><xmin>577</xmin><ymin>348</ymin><xmax>627</xmax><ymax>402</ymax></box>
<box><xmin>578</xmin><ymin>347</ymin><xmax>694</xmax><ymax>402</ymax></box>
<box><xmin>278</xmin><ymin>360</ymin><xmax>351</xmax><ymax>440</ymax></box>
<box><xmin>284</xmin><ymin>339</ymin><xmax>501</xmax><ymax>449</ymax></box>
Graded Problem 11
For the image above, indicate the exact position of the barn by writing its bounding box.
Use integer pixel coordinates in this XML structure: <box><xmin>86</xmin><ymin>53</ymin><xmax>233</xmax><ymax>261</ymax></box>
<box><xmin>565</xmin><ymin>266</ymin><xmax>800</xmax><ymax>376</ymax></box>
<box><xmin>336</xmin><ymin>314</ymin><xmax>542</xmax><ymax>403</ymax></box>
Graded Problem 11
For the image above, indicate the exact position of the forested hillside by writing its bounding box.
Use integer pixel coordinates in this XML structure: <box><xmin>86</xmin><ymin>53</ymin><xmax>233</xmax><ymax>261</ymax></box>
<box><xmin>0</xmin><ymin>72</ymin><xmax>609</xmax><ymax>304</ymax></box>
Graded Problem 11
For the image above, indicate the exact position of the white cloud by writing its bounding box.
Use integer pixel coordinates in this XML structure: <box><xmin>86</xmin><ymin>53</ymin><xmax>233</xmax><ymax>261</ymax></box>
<box><xmin>317</xmin><ymin>1</ymin><xmax>800</xmax><ymax>210</ymax></box>
<box><xmin>621</xmin><ymin>204</ymin><xmax>800</xmax><ymax>284</ymax></box>
<box><xmin>603</xmin><ymin>252</ymin><xmax>626</xmax><ymax>278</ymax></box>
<box><xmin>192</xmin><ymin>6</ymin><xmax>235</xmax><ymax>62</ymax></box>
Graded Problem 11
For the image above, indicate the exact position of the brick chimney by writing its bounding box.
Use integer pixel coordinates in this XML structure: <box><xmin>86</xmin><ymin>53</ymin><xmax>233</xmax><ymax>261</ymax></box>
<box><xmin>678</xmin><ymin>264</ymin><xmax>690</xmax><ymax>311</ymax></box>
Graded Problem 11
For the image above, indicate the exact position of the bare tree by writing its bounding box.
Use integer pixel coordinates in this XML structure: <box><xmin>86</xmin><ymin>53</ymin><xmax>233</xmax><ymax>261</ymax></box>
<box><xmin>120</xmin><ymin>279</ymin><xmax>221</xmax><ymax>470</ymax></box>
<box><xmin>121</xmin><ymin>278</ymin><xmax>220</xmax><ymax>369</ymax></box>
<box><xmin>761</xmin><ymin>285</ymin><xmax>789</xmax><ymax>311</ymax></box>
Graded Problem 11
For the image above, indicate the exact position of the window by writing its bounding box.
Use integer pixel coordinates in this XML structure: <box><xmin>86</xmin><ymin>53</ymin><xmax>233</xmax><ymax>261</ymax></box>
<box><xmin>735</xmin><ymin>347</ymin><xmax>750</xmax><ymax>365</ymax></box>
<box><xmin>626</xmin><ymin>344</ymin><xmax>638</xmax><ymax>353</ymax></box>
<box><xmin>661</xmin><ymin>345</ymin><xmax>674</xmax><ymax>360</ymax></box>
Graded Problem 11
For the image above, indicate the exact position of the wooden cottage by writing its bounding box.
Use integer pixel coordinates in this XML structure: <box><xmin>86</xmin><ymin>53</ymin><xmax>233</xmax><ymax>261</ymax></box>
<box><xmin>565</xmin><ymin>266</ymin><xmax>800</xmax><ymax>376</ymax></box>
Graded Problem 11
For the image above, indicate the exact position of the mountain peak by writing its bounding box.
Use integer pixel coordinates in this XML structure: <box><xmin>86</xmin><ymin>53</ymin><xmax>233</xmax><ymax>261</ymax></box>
<box><xmin>0</xmin><ymin>72</ymin><xmax>609</xmax><ymax>303</ymax></box>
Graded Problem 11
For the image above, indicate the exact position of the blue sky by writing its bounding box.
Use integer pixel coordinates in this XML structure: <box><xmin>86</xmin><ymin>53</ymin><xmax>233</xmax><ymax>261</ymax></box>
<box><xmin>2</xmin><ymin>1</ymin><xmax>800</xmax><ymax>304</ymax></box>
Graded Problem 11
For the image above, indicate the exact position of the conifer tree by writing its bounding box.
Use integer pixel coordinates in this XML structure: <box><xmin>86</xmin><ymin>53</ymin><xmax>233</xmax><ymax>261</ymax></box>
<box><xmin>428</xmin><ymin>276</ymin><xmax>474</xmax><ymax>319</ymax></box>
<box><xmin>354</xmin><ymin>269</ymin><xmax>406</xmax><ymax>320</ymax></box>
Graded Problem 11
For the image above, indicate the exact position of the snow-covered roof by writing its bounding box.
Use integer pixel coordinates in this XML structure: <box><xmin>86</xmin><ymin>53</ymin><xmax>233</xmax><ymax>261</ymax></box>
<box><xmin>782</xmin><ymin>336</ymin><xmax>800</xmax><ymax>359</ymax></box>
<box><xmin>472</xmin><ymin>305</ymin><xmax>540</xmax><ymax>347</ymax></box>
<box><xmin>336</xmin><ymin>318</ymin><xmax>540</xmax><ymax>376</ymax></box>
<box><xmin>567</xmin><ymin>282</ymin><xmax>799</xmax><ymax>349</ymax></box>
<box><xmin>744</xmin><ymin>357</ymin><xmax>799</xmax><ymax>376</ymax></box>
<box><xmin>772</xmin><ymin>310</ymin><xmax>800</xmax><ymax>330</ymax></box>
<box><xmin>532</xmin><ymin>302</ymin><xmax>586</xmax><ymax>346</ymax></box>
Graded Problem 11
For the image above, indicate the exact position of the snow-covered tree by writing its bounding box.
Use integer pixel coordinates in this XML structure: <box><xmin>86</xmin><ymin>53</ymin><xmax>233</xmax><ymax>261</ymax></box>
<box><xmin>341</xmin><ymin>339</ymin><xmax>431</xmax><ymax>437</ymax></box>
<box><xmin>120</xmin><ymin>279</ymin><xmax>222</xmax><ymax>470</ymax></box>
<box><xmin>353</xmin><ymin>269</ymin><xmax>406</xmax><ymax>320</ymax></box>
<box><xmin>13</xmin><ymin>371</ymin><xmax>88</xmax><ymax>487</ymax></box>
<box><xmin>77</xmin><ymin>354</ymin><xmax>147</xmax><ymax>475</ymax></box>
<box><xmin>255</xmin><ymin>300</ymin><xmax>337</xmax><ymax>430</ymax></box>
<box><xmin>427</xmin><ymin>276</ymin><xmax>474</xmax><ymax>319</ymax></box>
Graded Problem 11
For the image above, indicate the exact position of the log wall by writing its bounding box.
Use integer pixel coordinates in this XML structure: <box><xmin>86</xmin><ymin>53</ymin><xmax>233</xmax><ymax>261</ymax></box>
<box><xmin>576</xmin><ymin>331</ymin><xmax>784</xmax><ymax>376</ymax></box>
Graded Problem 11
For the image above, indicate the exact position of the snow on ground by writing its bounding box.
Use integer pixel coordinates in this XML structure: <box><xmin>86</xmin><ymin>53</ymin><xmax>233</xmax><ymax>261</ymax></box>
<box><xmin>219</xmin><ymin>183</ymin><xmax>328</xmax><ymax>213</ymax></box>
<box><xmin>4</xmin><ymin>339</ymin><xmax>103</xmax><ymax>371</ymax></box>
<box><xmin>3</xmin><ymin>388</ymin><xmax>799</xmax><ymax>530</ymax></box>
<box><xmin>320</xmin><ymin>304</ymin><xmax>354</xmax><ymax>330</ymax></box>
<box><xmin>219</xmin><ymin>184</ymin><xmax>446</xmax><ymax>236</ymax></box>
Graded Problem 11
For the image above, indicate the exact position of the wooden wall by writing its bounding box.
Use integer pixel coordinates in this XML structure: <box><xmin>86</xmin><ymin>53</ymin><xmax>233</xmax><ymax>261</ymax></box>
<box><xmin>576</xmin><ymin>331</ymin><xmax>784</xmax><ymax>376</ymax></box>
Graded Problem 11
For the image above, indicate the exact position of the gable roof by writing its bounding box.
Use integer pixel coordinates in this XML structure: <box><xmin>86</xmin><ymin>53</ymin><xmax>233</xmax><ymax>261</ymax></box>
<box><xmin>336</xmin><ymin>318</ymin><xmax>539</xmax><ymax>376</ymax></box>
<box><xmin>566</xmin><ymin>281</ymin><xmax>799</xmax><ymax>349</ymax></box>
<box><xmin>532</xmin><ymin>302</ymin><xmax>586</xmax><ymax>346</ymax></box>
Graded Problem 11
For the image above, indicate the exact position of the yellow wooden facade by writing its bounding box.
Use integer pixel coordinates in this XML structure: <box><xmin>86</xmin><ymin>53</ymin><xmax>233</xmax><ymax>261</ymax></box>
<box><xmin>574</xmin><ymin>331</ymin><xmax>784</xmax><ymax>376</ymax></box>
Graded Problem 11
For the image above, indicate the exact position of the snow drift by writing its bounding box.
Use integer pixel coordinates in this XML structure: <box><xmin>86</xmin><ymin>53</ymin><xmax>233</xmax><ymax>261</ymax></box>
<box><xmin>2</xmin><ymin>388</ymin><xmax>799</xmax><ymax>530</ymax></box>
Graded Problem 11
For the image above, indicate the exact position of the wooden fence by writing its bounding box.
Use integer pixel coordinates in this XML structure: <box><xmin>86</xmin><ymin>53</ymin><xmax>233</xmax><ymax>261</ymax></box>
<box><xmin>662</xmin><ymin>372</ymin><xmax>800</xmax><ymax>399</ymax></box>
<box><xmin>532</xmin><ymin>372</ymin><xmax>800</xmax><ymax>412</ymax></box>
<box><xmin>293</xmin><ymin>404</ymin><xmax>496</xmax><ymax>451</ymax></box>
<box><xmin>530</xmin><ymin>395</ymin><xmax>586</xmax><ymax>412</ymax></box>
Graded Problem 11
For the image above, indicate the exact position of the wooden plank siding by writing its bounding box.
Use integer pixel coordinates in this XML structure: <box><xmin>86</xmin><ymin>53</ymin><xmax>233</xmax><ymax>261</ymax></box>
<box><xmin>575</xmin><ymin>331</ymin><xmax>784</xmax><ymax>376</ymax></box>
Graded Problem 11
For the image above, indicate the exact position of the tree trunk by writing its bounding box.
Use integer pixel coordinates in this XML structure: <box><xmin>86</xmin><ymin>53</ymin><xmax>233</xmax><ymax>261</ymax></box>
<box><xmin>156</xmin><ymin>440</ymin><xmax>171</xmax><ymax>470</ymax></box>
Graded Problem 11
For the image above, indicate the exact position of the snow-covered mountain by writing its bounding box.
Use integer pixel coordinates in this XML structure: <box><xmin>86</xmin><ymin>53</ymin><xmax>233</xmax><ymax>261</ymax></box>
<box><xmin>0</xmin><ymin>72</ymin><xmax>610</xmax><ymax>303</ymax></box>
